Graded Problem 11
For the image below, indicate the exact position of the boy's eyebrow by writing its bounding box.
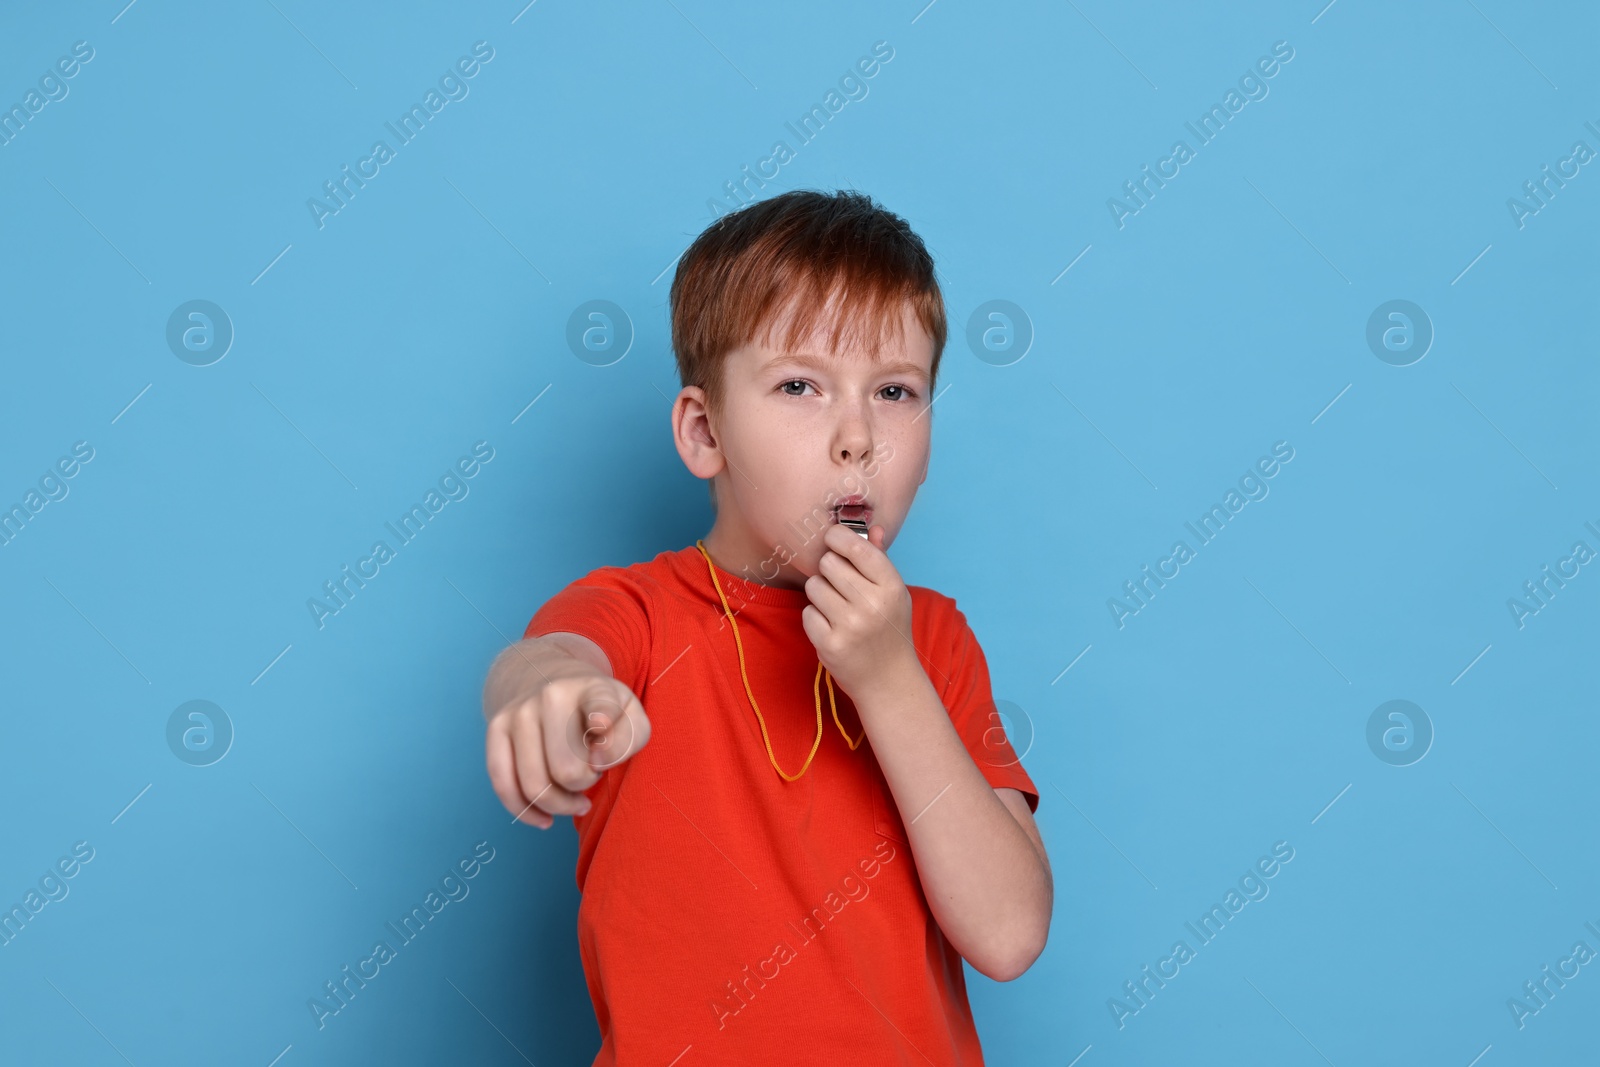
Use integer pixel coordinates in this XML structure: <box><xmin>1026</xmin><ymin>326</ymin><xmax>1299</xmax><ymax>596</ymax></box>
<box><xmin>763</xmin><ymin>352</ymin><xmax>930</xmax><ymax>382</ymax></box>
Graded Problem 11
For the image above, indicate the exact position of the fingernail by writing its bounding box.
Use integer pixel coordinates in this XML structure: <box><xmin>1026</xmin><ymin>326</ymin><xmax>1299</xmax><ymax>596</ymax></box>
<box><xmin>576</xmin><ymin>799</ymin><xmax>592</xmax><ymax>815</ymax></box>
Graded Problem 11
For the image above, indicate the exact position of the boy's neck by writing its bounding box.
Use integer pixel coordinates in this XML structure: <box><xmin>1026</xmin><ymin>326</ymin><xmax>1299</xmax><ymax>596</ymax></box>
<box><xmin>699</xmin><ymin>515</ymin><xmax>807</xmax><ymax>592</ymax></box>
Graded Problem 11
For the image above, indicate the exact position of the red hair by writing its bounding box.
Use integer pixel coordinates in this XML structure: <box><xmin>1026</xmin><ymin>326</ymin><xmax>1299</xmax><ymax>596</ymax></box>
<box><xmin>670</xmin><ymin>189</ymin><xmax>947</xmax><ymax>421</ymax></box>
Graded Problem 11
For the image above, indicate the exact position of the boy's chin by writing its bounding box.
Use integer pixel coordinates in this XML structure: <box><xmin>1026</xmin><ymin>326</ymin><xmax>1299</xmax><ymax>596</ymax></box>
<box><xmin>796</xmin><ymin>528</ymin><xmax>886</xmax><ymax>572</ymax></box>
<box><xmin>786</xmin><ymin>552</ymin><xmax>824</xmax><ymax>579</ymax></box>
<box><xmin>787</xmin><ymin>543</ymin><xmax>838</xmax><ymax>578</ymax></box>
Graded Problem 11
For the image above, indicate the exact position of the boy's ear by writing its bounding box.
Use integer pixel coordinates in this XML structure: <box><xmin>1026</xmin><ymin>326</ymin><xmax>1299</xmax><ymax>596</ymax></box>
<box><xmin>672</xmin><ymin>386</ymin><xmax>726</xmax><ymax>483</ymax></box>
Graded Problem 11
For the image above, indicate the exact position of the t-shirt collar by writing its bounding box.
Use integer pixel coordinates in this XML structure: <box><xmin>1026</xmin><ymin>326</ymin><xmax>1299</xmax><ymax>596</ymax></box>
<box><xmin>671</xmin><ymin>544</ymin><xmax>812</xmax><ymax>610</ymax></box>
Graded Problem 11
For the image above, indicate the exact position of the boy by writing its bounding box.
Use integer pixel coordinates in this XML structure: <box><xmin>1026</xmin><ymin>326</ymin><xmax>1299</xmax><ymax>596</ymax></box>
<box><xmin>481</xmin><ymin>189</ymin><xmax>1051</xmax><ymax>1065</ymax></box>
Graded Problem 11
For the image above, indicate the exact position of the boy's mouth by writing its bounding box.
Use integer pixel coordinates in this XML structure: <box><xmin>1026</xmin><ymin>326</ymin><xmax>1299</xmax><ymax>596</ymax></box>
<box><xmin>832</xmin><ymin>500</ymin><xmax>872</xmax><ymax>525</ymax></box>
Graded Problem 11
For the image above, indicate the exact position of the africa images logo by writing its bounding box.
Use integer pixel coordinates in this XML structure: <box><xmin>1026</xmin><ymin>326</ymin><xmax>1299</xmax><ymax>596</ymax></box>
<box><xmin>709</xmin><ymin>840</ymin><xmax>898</xmax><ymax>1030</ymax></box>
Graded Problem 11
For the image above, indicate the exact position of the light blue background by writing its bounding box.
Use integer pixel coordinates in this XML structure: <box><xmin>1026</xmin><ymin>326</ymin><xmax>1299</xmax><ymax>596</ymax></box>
<box><xmin>1</xmin><ymin>1</ymin><xmax>1595</xmax><ymax>1064</ymax></box>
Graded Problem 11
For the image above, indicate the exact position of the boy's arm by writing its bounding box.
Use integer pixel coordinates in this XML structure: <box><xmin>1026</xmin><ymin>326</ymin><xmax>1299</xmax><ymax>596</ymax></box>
<box><xmin>482</xmin><ymin>631</ymin><xmax>613</xmax><ymax>721</ymax></box>
<box><xmin>853</xmin><ymin>661</ymin><xmax>1053</xmax><ymax>983</ymax></box>
<box><xmin>801</xmin><ymin>524</ymin><xmax>1050</xmax><ymax>982</ymax></box>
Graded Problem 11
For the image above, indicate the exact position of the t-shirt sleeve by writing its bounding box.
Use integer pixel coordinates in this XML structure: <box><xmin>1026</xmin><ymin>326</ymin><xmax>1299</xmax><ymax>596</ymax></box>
<box><xmin>935</xmin><ymin>600</ymin><xmax>1040</xmax><ymax>814</ymax></box>
<box><xmin>523</xmin><ymin>566</ymin><xmax>652</xmax><ymax>697</ymax></box>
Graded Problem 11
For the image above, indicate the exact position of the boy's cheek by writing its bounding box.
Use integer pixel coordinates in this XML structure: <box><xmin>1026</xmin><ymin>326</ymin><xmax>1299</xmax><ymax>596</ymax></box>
<box><xmin>861</xmin><ymin>439</ymin><xmax>896</xmax><ymax>478</ymax></box>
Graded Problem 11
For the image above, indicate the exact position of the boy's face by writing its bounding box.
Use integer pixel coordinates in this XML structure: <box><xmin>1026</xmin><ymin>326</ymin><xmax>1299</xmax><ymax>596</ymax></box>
<box><xmin>673</xmin><ymin>296</ymin><xmax>934</xmax><ymax>590</ymax></box>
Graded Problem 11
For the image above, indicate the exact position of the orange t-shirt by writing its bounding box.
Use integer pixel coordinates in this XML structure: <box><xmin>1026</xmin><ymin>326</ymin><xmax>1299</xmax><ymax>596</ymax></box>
<box><xmin>524</xmin><ymin>544</ymin><xmax>1039</xmax><ymax>1066</ymax></box>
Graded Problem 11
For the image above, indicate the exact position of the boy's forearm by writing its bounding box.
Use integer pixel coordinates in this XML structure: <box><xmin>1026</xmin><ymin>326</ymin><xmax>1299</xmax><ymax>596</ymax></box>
<box><xmin>853</xmin><ymin>658</ymin><xmax>1052</xmax><ymax>982</ymax></box>
<box><xmin>482</xmin><ymin>636</ymin><xmax>597</xmax><ymax>721</ymax></box>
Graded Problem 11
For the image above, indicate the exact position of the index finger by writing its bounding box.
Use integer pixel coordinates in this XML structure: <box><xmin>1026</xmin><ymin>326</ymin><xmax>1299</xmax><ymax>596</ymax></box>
<box><xmin>823</xmin><ymin>521</ymin><xmax>895</xmax><ymax>585</ymax></box>
<box><xmin>573</xmin><ymin>685</ymin><xmax>649</xmax><ymax>772</ymax></box>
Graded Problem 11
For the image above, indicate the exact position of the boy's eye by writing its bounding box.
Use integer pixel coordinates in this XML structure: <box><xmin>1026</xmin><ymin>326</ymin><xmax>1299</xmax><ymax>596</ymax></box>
<box><xmin>778</xmin><ymin>380</ymin><xmax>918</xmax><ymax>401</ymax></box>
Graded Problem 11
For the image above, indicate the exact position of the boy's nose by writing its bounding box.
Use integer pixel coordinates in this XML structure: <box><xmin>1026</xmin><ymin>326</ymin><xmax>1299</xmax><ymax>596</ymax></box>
<box><xmin>833</xmin><ymin>406</ymin><xmax>875</xmax><ymax>463</ymax></box>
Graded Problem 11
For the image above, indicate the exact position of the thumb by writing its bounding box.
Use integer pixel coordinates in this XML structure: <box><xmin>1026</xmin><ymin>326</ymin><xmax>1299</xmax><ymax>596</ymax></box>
<box><xmin>870</xmin><ymin>525</ymin><xmax>886</xmax><ymax>550</ymax></box>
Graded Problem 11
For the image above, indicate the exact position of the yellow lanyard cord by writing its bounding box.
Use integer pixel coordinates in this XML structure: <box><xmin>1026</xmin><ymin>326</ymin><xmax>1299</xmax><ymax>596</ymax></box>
<box><xmin>695</xmin><ymin>540</ymin><xmax>863</xmax><ymax>782</ymax></box>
